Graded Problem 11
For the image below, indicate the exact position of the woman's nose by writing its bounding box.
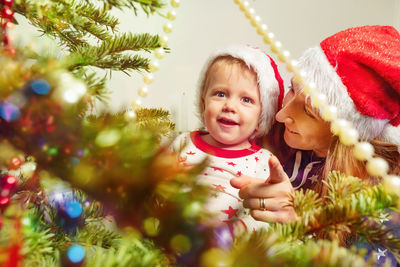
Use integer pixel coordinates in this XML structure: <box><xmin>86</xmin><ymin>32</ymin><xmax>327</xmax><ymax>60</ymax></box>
<box><xmin>276</xmin><ymin>105</ymin><xmax>293</xmax><ymax>124</ymax></box>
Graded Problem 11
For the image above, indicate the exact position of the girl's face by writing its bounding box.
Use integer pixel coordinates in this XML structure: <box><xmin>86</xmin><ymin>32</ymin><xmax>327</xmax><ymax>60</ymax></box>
<box><xmin>276</xmin><ymin>80</ymin><xmax>333</xmax><ymax>157</ymax></box>
<box><xmin>201</xmin><ymin>63</ymin><xmax>261</xmax><ymax>150</ymax></box>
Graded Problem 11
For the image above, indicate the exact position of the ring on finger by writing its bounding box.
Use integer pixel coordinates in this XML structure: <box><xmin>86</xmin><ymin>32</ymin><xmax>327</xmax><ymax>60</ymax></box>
<box><xmin>259</xmin><ymin>198</ymin><xmax>266</xmax><ymax>210</ymax></box>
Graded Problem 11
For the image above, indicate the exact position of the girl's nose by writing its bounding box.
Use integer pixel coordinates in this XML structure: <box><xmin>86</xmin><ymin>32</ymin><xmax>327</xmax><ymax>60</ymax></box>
<box><xmin>222</xmin><ymin>99</ymin><xmax>236</xmax><ymax>113</ymax></box>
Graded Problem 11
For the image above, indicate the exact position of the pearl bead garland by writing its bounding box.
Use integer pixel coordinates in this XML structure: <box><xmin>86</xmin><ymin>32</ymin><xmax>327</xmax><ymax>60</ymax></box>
<box><xmin>131</xmin><ymin>0</ymin><xmax>181</xmax><ymax>115</ymax></box>
<box><xmin>233</xmin><ymin>0</ymin><xmax>399</xmax><ymax>196</ymax></box>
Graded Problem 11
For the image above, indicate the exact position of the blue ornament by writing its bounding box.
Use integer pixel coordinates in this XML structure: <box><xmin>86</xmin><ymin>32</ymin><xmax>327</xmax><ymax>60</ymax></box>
<box><xmin>70</xmin><ymin>157</ymin><xmax>80</xmax><ymax>166</ymax></box>
<box><xmin>0</xmin><ymin>102</ymin><xmax>20</xmax><ymax>122</ymax></box>
<box><xmin>67</xmin><ymin>244</ymin><xmax>85</xmax><ymax>263</ymax></box>
<box><xmin>65</xmin><ymin>201</ymin><xmax>83</xmax><ymax>218</ymax></box>
<box><xmin>31</xmin><ymin>79</ymin><xmax>51</xmax><ymax>95</ymax></box>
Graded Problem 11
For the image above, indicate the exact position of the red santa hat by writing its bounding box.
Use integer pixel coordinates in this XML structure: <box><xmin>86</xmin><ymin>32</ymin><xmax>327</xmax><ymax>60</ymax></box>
<box><xmin>197</xmin><ymin>44</ymin><xmax>285</xmax><ymax>137</ymax></box>
<box><xmin>298</xmin><ymin>25</ymin><xmax>400</xmax><ymax>147</ymax></box>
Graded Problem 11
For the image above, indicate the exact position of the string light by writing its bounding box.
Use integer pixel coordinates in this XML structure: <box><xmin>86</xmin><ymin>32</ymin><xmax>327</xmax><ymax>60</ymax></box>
<box><xmin>233</xmin><ymin>0</ymin><xmax>399</xmax><ymax>195</ymax></box>
<box><xmin>131</xmin><ymin>0</ymin><xmax>181</xmax><ymax>114</ymax></box>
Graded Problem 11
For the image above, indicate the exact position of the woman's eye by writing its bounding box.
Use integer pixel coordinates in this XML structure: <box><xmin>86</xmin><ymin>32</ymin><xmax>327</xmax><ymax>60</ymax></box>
<box><xmin>241</xmin><ymin>97</ymin><xmax>252</xmax><ymax>103</ymax></box>
<box><xmin>216</xmin><ymin>92</ymin><xmax>225</xmax><ymax>97</ymax></box>
<box><xmin>304</xmin><ymin>106</ymin><xmax>316</xmax><ymax>118</ymax></box>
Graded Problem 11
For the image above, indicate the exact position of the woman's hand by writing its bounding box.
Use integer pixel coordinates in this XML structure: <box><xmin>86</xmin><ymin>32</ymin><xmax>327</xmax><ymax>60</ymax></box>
<box><xmin>230</xmin><ymin>155</ymin><xmax>297</xmax><ymax>223</ymax></box>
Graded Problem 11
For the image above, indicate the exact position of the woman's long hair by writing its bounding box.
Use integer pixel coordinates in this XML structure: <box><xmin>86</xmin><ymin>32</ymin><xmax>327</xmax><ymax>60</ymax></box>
<box><xmin>316</xmin><ymin>136</ymin><xmax>400</xmax><ymax>245</ymax></box>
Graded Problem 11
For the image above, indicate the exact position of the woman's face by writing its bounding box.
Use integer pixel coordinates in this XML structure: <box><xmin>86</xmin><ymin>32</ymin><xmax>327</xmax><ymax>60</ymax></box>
<box><xmin>276</xmin><ymin>80</ymin><xmax>333</xmax><ymax>157</ymax></box>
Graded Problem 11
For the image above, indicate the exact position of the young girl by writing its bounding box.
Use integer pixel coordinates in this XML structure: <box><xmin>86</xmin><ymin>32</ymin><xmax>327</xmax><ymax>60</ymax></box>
<box><xmin>172</xmin><ymin>44</ymin><xmax>284</xmax><ymax>234</ymax></box>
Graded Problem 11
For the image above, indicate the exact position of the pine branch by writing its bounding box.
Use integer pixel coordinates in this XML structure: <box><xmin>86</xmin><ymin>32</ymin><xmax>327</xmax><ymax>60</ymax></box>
<box><xmin>231</xmin><ymin>230</ymin><xmax>375</xmax><ymax>267</ymax></box>
<box><xmin>82</xmin><ymin>72</ymin><xmax>111</xmax><ymax>103</ymax></box>
<box><xmin>77</xmin><ymin>223</ymin><xmax>121</xmax><ymax>249</ymax></box>
<box><xmin>98</xmin><ymin>33</ymin><xmax>160</xmax><ymax>54</ymax></box>
<box><xmin>73</xmin><ymin>1</ymin><xmax>120</xmax><ymax>30</ymax></box>
<box><xmin>85</xmin><ymin>235</ymin><xmax>172</xmax><ymax>267</ymax></box>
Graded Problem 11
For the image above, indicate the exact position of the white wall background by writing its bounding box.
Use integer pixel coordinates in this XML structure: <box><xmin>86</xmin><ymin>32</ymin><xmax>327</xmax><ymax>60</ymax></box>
<box><xmin>15</xmin><ymin>1</ymin><xmax>400</xmax><ymax>131</ymax></box>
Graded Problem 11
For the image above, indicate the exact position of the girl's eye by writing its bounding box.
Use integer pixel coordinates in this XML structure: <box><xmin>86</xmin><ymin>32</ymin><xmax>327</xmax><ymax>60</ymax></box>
<box><xmin>216</xmin><ymin>92</ymin><xmax>225</xmax><ymax>97</ymax></box>
<box><xmin>241</xmin><ymin>97</ymin><xmax>252</xmax><ymax>103</ymax></box>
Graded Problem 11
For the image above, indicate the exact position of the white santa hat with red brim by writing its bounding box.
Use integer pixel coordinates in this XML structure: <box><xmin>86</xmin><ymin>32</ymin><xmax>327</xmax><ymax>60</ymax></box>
<box><xmin>297</xmin><ymin>25</ymin><xmax>400</xmax><ymax>147</ymax></box>
<box><xmin>197</xmin><ymin>44</ymin><xmax>285</xmax><ymax>137</ymax></box>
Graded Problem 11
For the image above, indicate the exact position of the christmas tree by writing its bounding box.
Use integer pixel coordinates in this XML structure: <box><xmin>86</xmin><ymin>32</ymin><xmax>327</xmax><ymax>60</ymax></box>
<box><xmin>0</xmin><ymin>0</ymin><xmax>399</xmax><ymax>266</ymax></box>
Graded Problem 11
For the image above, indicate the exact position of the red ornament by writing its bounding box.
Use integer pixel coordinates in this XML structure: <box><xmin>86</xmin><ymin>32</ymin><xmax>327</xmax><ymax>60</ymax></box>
<box><xmin>10</xmin><ymin>157</ymin><xmax>22</xmax><ymax>168</ymax></box>
<box><xmin>3</xmin><ymin>0</ymin><xmax>14</xmax><ymax>6</ymax></box>
<box><xmin>1</xmin><ymin>7</ymin><xmax>13</xmax><ymax>19</ymax></box>
<box><xmin>6</xmin><ymin>176</ymin><xmax>17</xmax><ymax>186</ymax></box>
<box><xmin>2</xmin><ymin>35</ymin><xmax>9</xmax><ymax>46</ymax></box>
<box><xmin>0</xmin><ymin>196</ymin><xmax>10</xmax><ymax>206</ymax></box>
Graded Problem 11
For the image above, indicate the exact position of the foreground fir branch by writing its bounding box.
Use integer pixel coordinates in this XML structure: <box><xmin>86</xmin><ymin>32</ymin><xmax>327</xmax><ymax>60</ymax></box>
<box><xmin>265</xmin><ymin>171</ymin><xmax>399</xmax><ymax>263</ymax></box>
<box><xmin>9</xmin><ymin>0</ymin><xmax>166</xmax><ymax>103</ymax></box>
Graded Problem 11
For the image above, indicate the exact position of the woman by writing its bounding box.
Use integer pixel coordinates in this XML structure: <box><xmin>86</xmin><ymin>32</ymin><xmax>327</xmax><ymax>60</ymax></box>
<box><xmin>231</xmin><ymin>25</ymin><xmax>400</xmax><ymax>262</ymax></box>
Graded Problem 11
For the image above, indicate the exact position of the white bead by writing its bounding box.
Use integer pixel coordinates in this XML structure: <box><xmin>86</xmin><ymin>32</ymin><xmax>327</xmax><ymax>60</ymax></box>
<box><xmin>366</xmin><ymin>157</ymin><xmax>389</xmax><ymax>177</ymax></box>
<box><xmin>310</xmin><ymin>93</ymin><xmax>327</xmax><ymax>108</ymax></box>
<box><xmin>353</xmin><ymin>142</ymin><xmax>374</xmax><ymax>161</ymax></box>
<box><xmin>330</xmin><ymin>119</ymin><xmax>350</xmax><ymax>136</ymax></box>
<box><xmin>278</xmin><ymin>50</ymin><xmax>290</xmax><ymax>63</ymax></box>
<box><xmin>163</xmin><ymin>23</ymin><xmax>173</xmax><ymax>34</ymax></box>
<box><xmin>382</xmin><ymin>175</ymin><xmax>400</xmax><ymax>195</ymax></box>
<box><xmin>149</xmin><ymin>60</ymin><xmax>160</xmax><ymax>72</ymax></box>
<box><xmin>263</xmin><ymin>32</ymin><xmax>275</xmax><ymax>44</ymax></box>
<box><xmin>138</xmin><ymin>86</ymin><xmax>149</xmax><ymax>97</ymax></box>
<box><xmin>245</xmin><ymin>8</ymin><xmax>255</xmax><ymax>19</ymax></box>
<box><xmin>124</xmin><ymin>109</ymin><xmax>137</xmax><ymax>121</ymax></box>
<box><xmin>135</xmin><ymin>99</ymin><xmax>142</xmax><ymax>106</ymax></box>
<box><xmin>251</xmin><ymin>15</ymin><xmax>261</xmax><ymax>27</ymax></box>
<box><xmin>159</xmin><ymin>35</ymin><xmax>169</xmax><ymax>47</ymax></box>
<box><xmin>154</xmin><ymin>48</ymin><xmax>165</xmax><ymax>59</ymax></box>
<box><xmin>257</xmin><ymin>24</ymin><xmax>268</xmax><ymax>35</ymax></box>
<box><xmin>143</xmin><ymin>73</ymin><xmax>154</xmax><ymax>84</ymax></box>
<box><xmin>302</xmin><ymin>82</ymin><xmax>316</xmax><ymax>95</ymax></box>
<box><xmin>339</xmin><ymin>127</ymin><xmax>359</xmax><ymax>146</ymax></box>
<box><xmin>171</xmin><ymin>0</ymin><xmax>180</xmax><ymax>8</ymax></box>
<box><xmin>294</xmin><ymin>70</ymin><xmax>307</xmax><ymax>84</ymax></box>
<box><xmin>286</xmin><ymin>59</ymin><xmax>298</xmax><ymax>72</ymax></box>
<box><xmin>270</xmin><ymin>41</ymin><xmax>282</xmax><ymax>54</ymax></box>
<box><xmin>321</xmin><ymin>105</ymin><xmax>338</xmax><ymax>121</ymax></box>
<box><xmin>167</xmin><ymin>10</ymin><xmax>177</xmax><ymax>20</ymax></box>
<box><xmin>240</xmin><ymin>1</ymin><xmax>249</xmax><ymax>11</ymax></box>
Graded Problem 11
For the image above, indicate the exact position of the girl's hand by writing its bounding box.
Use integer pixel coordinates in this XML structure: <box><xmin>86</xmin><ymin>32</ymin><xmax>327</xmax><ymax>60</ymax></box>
<box><xmin>230</xmin><ymin>155</ymin><xmax>297</xmax><ymax>223</ymax></box>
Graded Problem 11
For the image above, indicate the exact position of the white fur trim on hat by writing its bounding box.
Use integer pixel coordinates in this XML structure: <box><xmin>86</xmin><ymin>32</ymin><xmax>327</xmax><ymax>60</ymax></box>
<box><xmin>298</xmin><ymin>46</ymin><xmax>388</xmax><ymax>141</ymax></box>
<box><xmin>378</xmin><ymin>125</ymin><xmax>400</xmax><ymax>152</ymax></box>
<box><xmin>197</xmin><ymin>44</ymin><xmax>283</xmax><ymax>137</ymax></box>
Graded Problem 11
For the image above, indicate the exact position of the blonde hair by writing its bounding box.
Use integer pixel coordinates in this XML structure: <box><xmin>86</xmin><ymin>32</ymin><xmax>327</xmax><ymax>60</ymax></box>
<box><xmin>314</xmin><ymin>137</ymin><xmax>400</xmax><ymax>245</ymax></box>
<box><xmin>199</xmin><ymin>55</ymin><xmax>261</xmax><ymax>138</ymax></box>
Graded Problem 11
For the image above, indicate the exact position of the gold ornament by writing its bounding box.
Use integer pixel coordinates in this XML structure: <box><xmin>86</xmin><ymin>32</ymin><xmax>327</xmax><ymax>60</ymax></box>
<box><xmin>154</xmin><ymin>48</ymin><xmax>166</xmax><ymax>59</ymax></box>
<box><xmin>138</xmin><ymin>86</ymin><xmax>148</xmax><ymax>97</ymax></box>
<box><xmin>163</xmin><ymin>23</ymin><xmax>173</xmax><ymax>34</ymax></box>
<box><xmin>167</xmin><ymin>10</ymin><xmax>177</xmax><ymax>20</ymax></box>
<box><xmin>143</xmin><ymin>73</ymin><xmax>154</xmax><ymax>84</ymax></box>
<box><xmin>171</xmin><ymin>0</ymin><xmax>180</xmax><ymax>8</ymax></box>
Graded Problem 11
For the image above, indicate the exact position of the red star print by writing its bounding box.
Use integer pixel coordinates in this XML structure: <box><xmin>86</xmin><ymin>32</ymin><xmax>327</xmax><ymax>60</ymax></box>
<box><xmin>221</xmin><ymin>206</ymin><xmax>238</xmax><ymax>219</ymax></box>
<box><xmin>227</xmin><ymin>162</ymin><xmax>236</xmax><ymax>166</ymax></box>
<box><xmin>212</xmin><ymin>167</ymin><xmax>224</xmax><ymax>172</ymax></box>
<box><xmin>255</xmin><ymin>157</ymin><xmax>259</xmax><ymax>162</ymax></box>
<box><xmin>186</xmin><ymin>151</ymin><xmax>195</xmax><ymax>155</ymax></box>
<box><xmin>236</xmin><ymin>171</ymin><xmax>242</xmax><ymax>176</ymax></box>
<box><xmin>212</xmin><ymin>184</ymin><xmax>226</xmax><ymax>191</ymax></box>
